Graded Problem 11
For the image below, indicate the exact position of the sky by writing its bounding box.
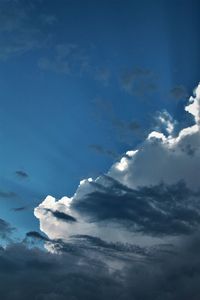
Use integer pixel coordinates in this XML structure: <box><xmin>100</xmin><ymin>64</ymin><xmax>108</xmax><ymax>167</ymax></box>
<box><xmin>0</xmin><ymin>0</ymin><xmax>200</xmax><ymax>299</ymax></box>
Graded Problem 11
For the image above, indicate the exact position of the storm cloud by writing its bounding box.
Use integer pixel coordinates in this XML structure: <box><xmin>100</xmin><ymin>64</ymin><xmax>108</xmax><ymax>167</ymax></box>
<box><xmin>0</xmin><ymin>234</ymin><xmax>200</xmax><ymax>300</ymax></box>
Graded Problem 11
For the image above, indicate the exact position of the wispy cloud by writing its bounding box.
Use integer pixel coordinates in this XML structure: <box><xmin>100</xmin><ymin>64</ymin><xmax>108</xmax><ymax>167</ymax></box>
<box><xmin>38</xmin><ymin>43</ymin><xmax>90</xmax><ymax>75</ymax></box>
<box><xmin>15</xmin><ymin>170</ymin><xmax>29</xmax><ymax>178</ymax></box>
<box><xmin>89</xmin><ymin>144</ymin><xmax>118</xmax><ymax>158</ymax></box>
<box><xmin>0</xmin><ymin>189</ymin><xmax>17</xmax><ymax>198</ymax></box>
<box><xmin>120</xmin><ymin>67</ymin><xmax>157</xmax><ymax>97</ymax></box>
<box><xmin>0</xmin><ymin>0</ymin><xmax>56</xmax><ymax>60</ymax></box>
<box><xmin>170</xmin><ymin>85</ymin><xmax>188</xmax><ymax>100</ymax></box>
<box><xmin>12</xmin><ymin>206</ymin><xmax>28</xmax><ymax>212</ymax></box>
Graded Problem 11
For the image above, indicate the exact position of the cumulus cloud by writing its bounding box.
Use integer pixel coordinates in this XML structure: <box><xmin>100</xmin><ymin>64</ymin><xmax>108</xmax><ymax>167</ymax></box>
<box><xmin>35</xmin><ymin>83</ymin><xmax>200</xmax><ymax>246</ymax></box>
<box><xmin>0</xmin><ymin>83</ymin><xmax>200</xmax><ymax>299</ymax></box>
<box><xmin>109</xmin><ymin>84</ymin><xmax>200</xmax><ymax>190</ymax></box>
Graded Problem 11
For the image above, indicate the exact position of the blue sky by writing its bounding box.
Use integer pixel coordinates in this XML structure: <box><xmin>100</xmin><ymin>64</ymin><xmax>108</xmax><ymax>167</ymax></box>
<box><xmin>0</xmin><ymin>0</ymin><xmax>200</xmax><ymax>236</ymax></box>
<box><xmin>1</xmin><ymin>1</ymin><xmax>200</xmax><ymax>299</ymax></box>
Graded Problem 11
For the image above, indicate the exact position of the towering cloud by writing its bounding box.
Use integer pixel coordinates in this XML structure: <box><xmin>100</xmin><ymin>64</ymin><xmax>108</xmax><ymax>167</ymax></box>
<box><xmin>34</xmin><ymin>84</ymin><xmax>200</xmax><ymax>245</ymax></box>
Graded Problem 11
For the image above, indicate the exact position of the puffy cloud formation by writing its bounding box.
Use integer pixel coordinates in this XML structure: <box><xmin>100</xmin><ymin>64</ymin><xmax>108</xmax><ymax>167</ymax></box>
<box><xmin>35</xmin><ymin>84</ymin><xmax>200</xmax><ymax>245</ymax></box>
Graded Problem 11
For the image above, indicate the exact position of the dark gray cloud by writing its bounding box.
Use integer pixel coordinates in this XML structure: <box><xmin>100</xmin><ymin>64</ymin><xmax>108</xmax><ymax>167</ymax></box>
<box><xmin>26</xmin><ymin>231</ymin><xmax>49</xmax><ymax>242</ymax></box>
<box><xmin>0</xmin><ymin>242</ymin><xmax>121</xmax><ymax>300</ymax></box>
<box><xmin>123</xmin><ymin>235</ymin><xmax>200</xmax><ymax>300</ymax></box>
<box><xmin>72</xmin><ymin>177</ymin><xmax>200</xmax><ymax>236</ymax></box>
<box><xmin>0</xmin><ymin>218</ymin><xmax>14</xmax><ymax>240</ymax></box>
<box><xmin>0</xmin><ymin>234</ymin><xmax>200</xmax><ymax>300</ymax></box>
<box><xmin>71</xmin><ymin>234</ymin><xmax>151</xmax><ymax>257</ymax></box>
<box><xmin>12</xmin><ymin>206</ymin><xmax>27</xmax><ymax>212</ymax></box>
<box><xmin>47</xmin><ymin>209</ymin><xmax>77</xmax><ymax>223</ymax></box>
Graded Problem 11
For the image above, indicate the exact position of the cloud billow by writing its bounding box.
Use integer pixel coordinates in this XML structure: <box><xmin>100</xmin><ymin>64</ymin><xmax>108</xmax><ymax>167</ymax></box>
<box><xmin>34</xmin><ymin>83</ymin><xmax>200</xmax><ymax>243</ymax></box>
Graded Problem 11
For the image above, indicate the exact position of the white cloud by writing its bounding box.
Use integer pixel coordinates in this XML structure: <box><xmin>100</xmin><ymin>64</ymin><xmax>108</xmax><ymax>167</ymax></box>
<box><xmin>109</xmin><ymin>84</ymin><xmax>200</xmax><ymax>190</ymax></box>
<box><xmin>156</xmin><ymin>110</ymin><xmax>175</xmax><ymax>135</ymax></box>
<box><xmin>185</xmin><ymin>84</ymin><xmax>200</xmax><ymax>124</ymax></box>
<box><xmin>34</xmin><ymin>83</ymin><xmax>200</xmax><ymax>246</ymax></box>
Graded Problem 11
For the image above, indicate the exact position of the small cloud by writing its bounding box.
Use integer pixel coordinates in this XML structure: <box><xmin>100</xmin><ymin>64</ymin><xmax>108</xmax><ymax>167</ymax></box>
<box><xmin>0</xmin><ymin>218</ymin><xmax>14</xmax><ymax>240</ymax></box>
<box><xmin>111</xmin><ymin>117</ymin><xmax>143</xmax><ymax>144</ymax></box>
<box><xmin>128</xmin><ymin>121</ymin><xmax>141</xmax><ymax>131</ymax></box>
<box><xmin>47</xmin><ymin>209</ymin><xmax>77</xmax><ymax>223</ymax></box>
<box><xmin>15</xmin><ymin>170</ymin><xmax>29</xmax><ymax>178</ymax></box>
<box><xmin>121</xmin><ymin>67</ymin><xmax>157</xmax><ymax>97</ymax></box>
<box><xmin>170</xmin><ymin>85</ymin><xmax>188</xmax><ymax>100</ymax></box>
<box><xmin>26</xmin><ymin>231</ymin><xmax>49</xmax><ymax>242</ymax></box>
<box><xmin>38</xmin><ymin>43</ymin><xmax>90</xmax><ymax>75</ymax></box>
<box><xmin>12</xmin><ymin>206</ymin><xmax>27</xmax><ymax>212</ymax></box>
<box><xmin>89</xmin><ymin>144</ymin><xmax>118</xmax><ymax>158</ymax></box>
<box><xmin>0</xmin><ymin>189</ymin><xmax>17</xmax><ymax>198</ymax></box>
<box><xmin>154</xmin><ymin>110</ymin><xmax>176</xmax><ymax>136</ymax></box>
